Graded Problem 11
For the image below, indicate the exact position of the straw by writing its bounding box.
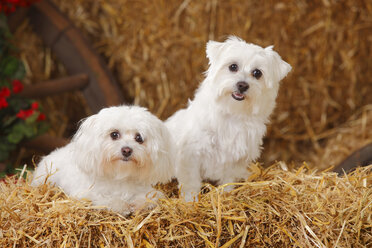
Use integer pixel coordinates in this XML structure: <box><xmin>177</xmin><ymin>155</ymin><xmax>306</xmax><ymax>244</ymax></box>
<box><xmin>1</xmin><ymin>163</ymin><xmax>371</xmax><ymax>247</ymax></box>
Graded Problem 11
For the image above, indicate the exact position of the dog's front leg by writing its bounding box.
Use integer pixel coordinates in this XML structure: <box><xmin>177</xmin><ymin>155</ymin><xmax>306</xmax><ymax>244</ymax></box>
<box><xmin>90</xmin><ymin>195</ymin><xmax>135</xmax><ymax>216</ymax></box>
<box><xmin>128</xmin><ymin>188</ymin><xmax>165</xmax><ymax>213</ymax></box>
<box><xmin>219</xmin><ymin>164</ymin><xmax>251</xmax><ymax>192</ymax></box>
<box><xmin>176</xmin><ymin>157</ymin><xmax>202</xmax><ymax>202</ymax></box>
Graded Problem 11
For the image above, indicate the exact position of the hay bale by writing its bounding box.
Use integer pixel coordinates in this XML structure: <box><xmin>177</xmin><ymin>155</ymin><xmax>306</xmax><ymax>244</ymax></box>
<box><xmin>1</xmin><ymin>164</ymin><xmax>371</xmax><ymax>247</ymax></box>
<box><xmin>313</xmin><ymin>104</ymin><xmax>372</xmax><ymax>170</ymax></box>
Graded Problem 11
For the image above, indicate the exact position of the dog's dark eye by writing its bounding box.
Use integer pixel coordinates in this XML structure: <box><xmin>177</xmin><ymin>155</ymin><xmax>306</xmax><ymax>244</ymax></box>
<box><xmin>110</xmin><ymin>131</ymin><xmax>120</xmax><ymax>140</ymax></box>
<box><xmin>252</xmin><ymin>69</ymin><xmax>262</xmax><ymax>79</ymax></box>
<box><xmin>135</xmin><ymin>133</ymin><xmax>144</xmax><ymax>144</ymax></box>
<box><xmin>229</xmin><ymin>64</ymin><xmax>239</xmax><ymax>72</ymax></box>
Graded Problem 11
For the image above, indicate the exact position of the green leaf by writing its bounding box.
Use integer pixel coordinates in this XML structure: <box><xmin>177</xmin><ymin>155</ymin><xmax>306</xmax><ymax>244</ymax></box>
<box><xmin>7</xmin><ymin>131</ymin><xmax>23</xmax><ymax>144</ymax></box>
<box><xmin>0</xmin><ymin>56</ymin><xmax>24</xmax><ymax>79</ymax></box>
<box><xmin>7</xmin><ymin>123</ymin><xmax>26</xmax><ymax>144</ymax></box>
<box><xmin>12</xmin><ymin>61</ymin><xmax>26</xmax><ymax>80</ymax></box>
<box><xmin>8</xmin><ymin>96</ymin><xmax>31</xmax><ymax>112</ymax></box>
<box><xmin>25</xmin><ymin>112</ymin><xmax>39</xmax><ymax>125</ymax></box>
<box><xmin>11</xmin><ymin>123</ymin><xmax>24</xmax><ymax>132</ymax></box>
<box><xmin>2</xmin><ymin>116</ymin><xmax>17</xmax><ymax>128</ymax></box>
<box><xmin>22</xmin><ymin>124</ymin><xmax>36</xmax><ymax>138</ymax></box>
<box><xmin>2</xmin><ymin>57</ymin><xmax>19</xmax><ymax>77</ymax></box>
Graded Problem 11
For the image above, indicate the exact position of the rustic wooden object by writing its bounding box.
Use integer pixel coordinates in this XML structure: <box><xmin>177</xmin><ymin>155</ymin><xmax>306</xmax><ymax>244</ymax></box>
<box><xmin>334</xmin><ymin>143</ymin><xmax>372</xmax><ymax>175</ymax></box>
<box><xmin>20</xmin><ymin>74</ymin><xmax>89</xmax><ymax>98</ymax></box>
<box><xmin>28</xmin><ymin>0</ymin><xmax>126</xmax><ymax>113</ymax></box>
<box><xmin>23</xmin><ymin>134</ymin><xmax>69</xmax><ymax>154</ymax></box>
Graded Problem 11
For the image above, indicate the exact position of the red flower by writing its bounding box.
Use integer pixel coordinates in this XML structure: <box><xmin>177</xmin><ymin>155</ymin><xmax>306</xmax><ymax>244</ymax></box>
<box><xmin>0</xmin><ymin>87</ymin><xmax>11</xmax><ymax>98</ymax></box>
<box><xmin>16</xmin><ymin>109</ymin><xmax>34</xmax><ymax>120</ymax></box>
<box><xmin>0</xmin><ymin>0</ymin><xmax>40</xmax><ymax>15</ymax></box>
<box><xmin>37</xmin><ymin>113</ymin><xmax>46</xmax><ymax>121</ymax></box>
<box><xmin>12</xmin><ymin>79</ymin><xmax>23</xmax><ymax>93</ymax></box>
<box><xmin>31</xmin><ymin>101</ymin><xmax>38</xmax><ymax>110</ymax></box>
<box><xmin>0</xmin><ymin>97</ymin><xmax>8</xmax><ymax>109</ymax></box>
<box><xmin>15</xmin><ymin>102</ymin><xmax>43</xmax><ymax>120</ymax></box>
<box><xmin>3</xmin><ymin>5</ymin><xmax>15</xmax><ymax>14</ymax></box>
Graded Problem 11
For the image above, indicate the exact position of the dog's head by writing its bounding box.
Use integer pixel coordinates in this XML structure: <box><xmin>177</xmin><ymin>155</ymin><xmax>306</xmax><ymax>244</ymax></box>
<box><xmin>72</xmin><ymin>105</ymin><xmax>174</xmax><ymax>184</ymax></box>
<box><xmin>203</xmin><ymin>36</ymin><xmax>291</xmax><ymax>118</ymax></box>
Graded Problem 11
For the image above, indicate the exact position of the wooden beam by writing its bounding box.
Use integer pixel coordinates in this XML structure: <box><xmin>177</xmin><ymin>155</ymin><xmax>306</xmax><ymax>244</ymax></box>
<box><xmin>23</xmin><ymin>134</ymin><xmax>69</xmax><ymax>154</ymax></box>
<box><xmin>334</xmin><ymin>143</ymin><xmax>372</xmax><ymax>175</ymax></box>
<box><xmin>20</xmin><ymin>74</ymin><xmax>89</xmax><ymax>98</ymax></box>
<box><xmin>28</xmin><ymin>0</ymin><xmax>127</xmax><ymax>112</ymax></box>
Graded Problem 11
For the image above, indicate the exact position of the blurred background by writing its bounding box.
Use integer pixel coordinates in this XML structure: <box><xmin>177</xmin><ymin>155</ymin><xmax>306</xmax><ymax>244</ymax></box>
<box><xmin>2</xmin><ymin>0</ymin><xmax>372</xmax><ymax>173</ymax></box>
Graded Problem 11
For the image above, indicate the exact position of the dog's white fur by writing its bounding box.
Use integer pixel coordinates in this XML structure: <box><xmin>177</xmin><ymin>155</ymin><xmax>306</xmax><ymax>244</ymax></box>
<box><xmin>32</xmin><ymin>105</ymin><xmax>174</xmax><ymax>215</ymax></box>
<box><xmin>166</xmin><ymin>36</ymin><xmax>291</xmax><ymax>201</ymax></box>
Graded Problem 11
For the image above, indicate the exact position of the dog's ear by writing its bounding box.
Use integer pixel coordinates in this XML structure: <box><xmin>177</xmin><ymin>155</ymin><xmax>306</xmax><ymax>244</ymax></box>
<box><xmin>206</xmin><ymin>40</ymin><xmax>224</xmax><ymax>64</ymax></box>
<box><xmin>265</xmin><ymin>46</ymin><xmax>292</xmax><ymax>87</ymax></box>
<box><xmin>147</xmin><ymin>119</ymin><xmax>175</xmax><ymax>184</ymax></box>
<box><xmin>73</xmin><ymin>115</ymin><xmax>97</xmax><ymax>142</ymax></box>
<box><xmin>72</xmin><ymin>114</ymin><xmax>102</xmax><ymax>176</ymax></box>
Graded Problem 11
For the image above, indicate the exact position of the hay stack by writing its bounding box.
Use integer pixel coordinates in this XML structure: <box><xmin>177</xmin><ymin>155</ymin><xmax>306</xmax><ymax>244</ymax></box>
<box><xmin>1</xmin><ymin>164</ymin><xmax>371</xmax><ymax>247</ymax></box>
<box><xmin>313</xmin><ymin>104</ymin><xmax>372</xmax><ymax>170</ymax></box>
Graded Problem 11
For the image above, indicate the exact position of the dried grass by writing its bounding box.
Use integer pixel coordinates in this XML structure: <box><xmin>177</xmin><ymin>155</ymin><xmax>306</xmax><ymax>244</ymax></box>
<box><xmin>313</xmin><ymin>104</ymin><xmax>372</xmax><ymax>169</ymax></box>
<box><xmin>1</xmin><ymin>164</ymin><xmax>371</xmax><ymax>247</ymax></box>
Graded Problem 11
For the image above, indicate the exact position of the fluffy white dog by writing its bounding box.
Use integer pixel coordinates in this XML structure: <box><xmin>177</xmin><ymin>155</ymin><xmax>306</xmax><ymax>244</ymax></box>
<box><xmin>166</xmin><ymin>36</ymin><xmax>291</xmax><ymax>201</ymax></box>
<box><xmin>32</xmin><ymin>105</ymin><xmax>174</xmax><ymax>215</ymax></box>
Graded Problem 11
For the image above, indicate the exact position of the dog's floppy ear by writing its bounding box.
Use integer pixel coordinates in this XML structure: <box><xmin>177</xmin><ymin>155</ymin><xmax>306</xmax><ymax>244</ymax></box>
<box><xmin>72</xmin><ymin>114</ymin><xmax>98</xmax><ymax>142</ymax></box>
<box><xmin>265</xmin><ymin>46</ymin><xmax>292</xmax><ymax>87</ymax></box>
<box><xmin>72</xmin><ymin>114</ymin><xmax>102</xmax><ymax>176</ymax></box>
<box><xmin>206</xmin><ymin>40</ymin><xmax>224</xmax><ymax>65</ymax></box>
<box><xmin>147</xmin><ymin>118</ymin><xmax>175</xmax><ymax>184</ymax></box>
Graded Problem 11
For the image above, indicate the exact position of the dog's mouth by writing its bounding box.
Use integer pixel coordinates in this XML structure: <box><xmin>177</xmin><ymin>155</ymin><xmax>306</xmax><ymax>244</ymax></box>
<box><xmin>231</xmin><ymin>91</ymin><xmax>245</xmax><ymax>101</ymax></box>
<box><xmin>121</xmin><ymin>157</ymin><xmax>141</xmax><ymax>166</ymax></box>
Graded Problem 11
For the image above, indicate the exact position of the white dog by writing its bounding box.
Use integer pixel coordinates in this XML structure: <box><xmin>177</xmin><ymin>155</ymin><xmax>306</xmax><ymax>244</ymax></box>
<box><xmin>32</xmin><ymin>105</ymin><xmax>174</xmax><ymax>215</ymax></box>
<box><xmin>166</xmin><ymin>36</ymin><xmax>291</xmax><ymax>201</ymax></box>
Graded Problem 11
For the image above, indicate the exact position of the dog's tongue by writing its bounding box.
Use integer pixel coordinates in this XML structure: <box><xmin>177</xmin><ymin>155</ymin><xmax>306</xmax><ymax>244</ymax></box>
<box><xmin>232</xmin><ymin>92</ymin><xmax>245</xmax><ymax>101</ymax></box>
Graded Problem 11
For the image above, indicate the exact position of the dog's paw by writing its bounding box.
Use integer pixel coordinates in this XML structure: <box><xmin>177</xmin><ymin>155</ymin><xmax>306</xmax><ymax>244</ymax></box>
<box><xmin>222</xmin><ymin>185</ymin><xmax>235</xmax><ymax>192</ymax></box>
<box><xmin>182</xmin><ymin>191</ymin><xmax>199</xmax><ymax>202</ymax></box>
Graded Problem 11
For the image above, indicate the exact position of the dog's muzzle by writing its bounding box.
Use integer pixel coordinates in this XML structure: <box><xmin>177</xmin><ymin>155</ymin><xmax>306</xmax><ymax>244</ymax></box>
<box><xmin>232</xmin><ymin>81</ymin><xmax>249</xmax><ymax>101</ymax></box>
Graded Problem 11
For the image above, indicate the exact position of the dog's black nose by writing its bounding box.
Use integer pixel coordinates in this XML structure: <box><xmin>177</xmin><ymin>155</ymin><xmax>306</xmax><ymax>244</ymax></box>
<box><xmin>237</xmin><ymin>81</ymin><xmax>249</xmax><ymax>93</ymax></box>
<box><xmin>121</xmin><ymin>146</ymin><xmax>133</xmax><ymax>157</ymax></box>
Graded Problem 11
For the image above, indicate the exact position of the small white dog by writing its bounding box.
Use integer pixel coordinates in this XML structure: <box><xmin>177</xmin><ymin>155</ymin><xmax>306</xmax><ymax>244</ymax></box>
<box><xmin>32</xmin><ymin>105</ymin><xmax>174</xmax><ymax>215</ymax></box>
<box><xmin>166</xmin><ymin>36</ymin><xmax>291</xmax><ymax>201</ymax></box>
